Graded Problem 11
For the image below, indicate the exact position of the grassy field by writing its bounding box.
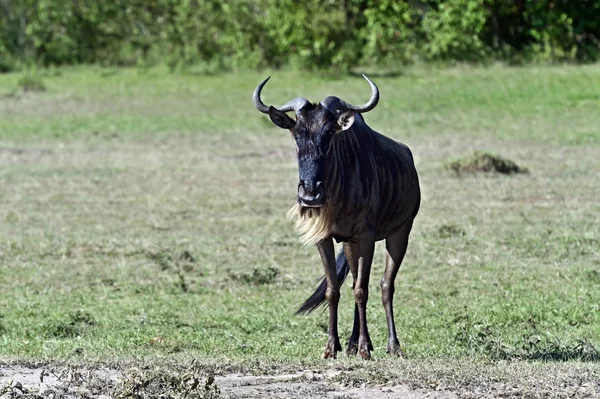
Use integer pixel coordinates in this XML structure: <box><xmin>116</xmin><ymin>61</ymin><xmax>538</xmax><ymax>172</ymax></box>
<box><xmin>1</xmin><ymin>65</ymin><xmax>599</xmax><ymax>396</ymax></box>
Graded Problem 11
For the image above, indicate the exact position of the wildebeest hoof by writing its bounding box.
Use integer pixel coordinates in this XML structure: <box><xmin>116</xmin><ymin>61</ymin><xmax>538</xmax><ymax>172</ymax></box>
<box><xmin>358</xmin><ymin>346</ymin><xmax>371</xmax><ymax>360</ymax></box>
<box><xmin>323</xmin><ymin>337</ymin><xmax>342</xmax><ymax>359</ymax></box>
<box><xmin>357</xmin><ymin>337</ymin><xmax>372</xmax><ymax>360</ymax></box>
<box><xmin>387</xmin><ymin>341</ymin><xmax>404</xmax><ymax>357</ymax></box>
<box><xmin>346</xmin><ymin>341</ymin><xmax>358</xmax><ymax>356</ymax></box>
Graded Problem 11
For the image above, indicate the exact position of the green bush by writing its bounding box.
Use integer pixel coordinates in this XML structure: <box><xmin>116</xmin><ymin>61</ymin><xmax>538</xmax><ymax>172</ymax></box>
<box><xmin>359</xmin><ymin>0</ymin><xmax>424</xmax><ymax>65</ymax></box>
<box><xmin>422</xmin><ymin>0</ymin><xmax>489</xmax><ymax>61</ymax></box>
<box><xmin>261</xmin><ymin>0</ymin><xmax>361</xmax><ymax>71</ymax></box>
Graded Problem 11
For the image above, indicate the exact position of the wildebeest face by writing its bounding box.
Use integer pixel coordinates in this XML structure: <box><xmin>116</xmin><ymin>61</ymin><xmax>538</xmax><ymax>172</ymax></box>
<box><xmin>268</xmin><ymin>105</ymin><xmax>355</xmax><ymax>208</ymax></box>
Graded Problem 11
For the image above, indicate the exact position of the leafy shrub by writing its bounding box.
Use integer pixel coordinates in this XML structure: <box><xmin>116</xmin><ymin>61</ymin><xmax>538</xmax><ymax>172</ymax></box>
<box><xmin>359</xmin><ymin>0</ymin><xmax>425</xmax><ymax>65</ymax></box>
<box><xmin>422</xmin><ymin>0</ymin><xmax>490</xmax><ymax>61</ymax></box>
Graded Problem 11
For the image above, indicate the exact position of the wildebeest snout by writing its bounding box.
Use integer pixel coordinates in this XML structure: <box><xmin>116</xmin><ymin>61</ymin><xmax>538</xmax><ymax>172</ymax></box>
<box><xmin>298</xmin><ymin>180</ymin><xmax>325</xmax><ymax>207</ymax></box>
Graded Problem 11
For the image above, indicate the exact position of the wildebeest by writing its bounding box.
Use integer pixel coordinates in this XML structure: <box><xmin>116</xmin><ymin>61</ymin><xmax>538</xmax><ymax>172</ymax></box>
<box><xmin>252</xmin><ymin>75</ymin><xmax>420</xmax><ymax>359</ymax></box>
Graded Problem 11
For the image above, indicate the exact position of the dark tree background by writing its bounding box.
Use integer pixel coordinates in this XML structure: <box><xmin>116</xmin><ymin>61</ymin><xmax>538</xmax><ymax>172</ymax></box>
<box><xmin>1</xmin><ymin>0</ymin><xmax>599</xmax><ymax>72</ymax></box>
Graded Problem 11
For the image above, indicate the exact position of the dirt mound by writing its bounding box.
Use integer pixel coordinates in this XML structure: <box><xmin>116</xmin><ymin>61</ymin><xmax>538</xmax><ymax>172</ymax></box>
<box><xmin>447</xmin><ymin>151</ymin><xmax>529</xmax><ymax>176</ymax></box>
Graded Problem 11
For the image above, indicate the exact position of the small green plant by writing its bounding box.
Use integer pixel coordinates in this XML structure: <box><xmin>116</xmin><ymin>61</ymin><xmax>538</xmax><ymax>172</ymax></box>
<box><xmin>146</xmin><ymin>249</ymin><xmax>198</xmax><ymax>293</ymax></box>
<box><xmin>46</xmin><ymin>310</ymin><xmax>96</xmax><ymax>339</ymax></box>
<box><xmin>0</xmin><ymin>313</ymin><xmax>6</xmax><ymax>335</ymax></box>
<box><xmin>437</xmin><ymin>224</ymin><xmax>466</xmax><ymax>238</ymax></box>
<box><xmin>17</xmin><ymin>72</ymin><xmax>46</xmax><ymax>92</ymax></box>
<box><xmin>229</xmin><ymin>266</ymin><xmax>280</xmax><ymax>285</ymax></box>
<box><xmin>147</xmin><ymin>249</ymin><xmax>195</xmax><ymax>270</ymax></box>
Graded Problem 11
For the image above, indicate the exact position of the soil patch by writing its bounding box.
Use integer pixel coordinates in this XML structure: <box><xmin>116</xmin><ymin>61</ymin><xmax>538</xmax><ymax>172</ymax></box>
<box><xmin>0</xmin><ymin>365</ymin><xmax>454</xmax><ymax>399</ymax></box>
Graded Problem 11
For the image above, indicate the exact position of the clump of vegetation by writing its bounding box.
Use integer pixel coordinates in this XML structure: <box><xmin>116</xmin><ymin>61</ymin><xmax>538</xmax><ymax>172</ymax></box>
<box><xmin>437</xmin><ymin>224</ymin><xmax>466</xmax><ymax>238</ymax></box>
<box><xmin>46</xmin><ymin>309</ymin><xmax>96</xmax><ymax>338</ymax></box>
<box><xmin>147</xmin><ymin>249</ymin><xmax>195</xmax><ymax>271</ymax></box>
<box><xmin>454</xmin><ymin>313</ymin><xmax>600</xmax><ymax>361</ymax></box>
<box><xmin>0</xmin><ymin>313</ymin><xmax>6</xmax><ymax>335</ymax></box>
<box><xmin>447</xmin><ymin>151</ymin><xmax>529</xmax><ymax>176</ymax></box>
<box><xmin>229</xmin><ymin>266</ymin><xmax>280</xmax><ymax>285</ymax></box>
<box><xmin>586</xmin><ymin>270</ymin><xmax>600</xmax><ymax>284</ymax></box>
<box><xmin>146</xmin><ymin>249</ymin><xmax>198</xmax><ymax>293</ymax></box>
<box><xmin>17</xmin><ymin>72</ymin><xmax>46</xmax><ymax>92</ymax></box>
<box><xmin>117</xmin><ymin>366</ymin><xmax>221</xmax><ymax>398</ymax></box>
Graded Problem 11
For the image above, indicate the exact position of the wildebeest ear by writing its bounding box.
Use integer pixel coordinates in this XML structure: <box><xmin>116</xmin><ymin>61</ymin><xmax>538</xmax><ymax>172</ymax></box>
<box><xmin>337</xmin><ymin>110</ymin><xmax>355</xmax><ymax>131</ymax></box>
<box><xmin>268</xmin><ymin>106</ymin><xmax>296</xmax><ymax>130</ymax></box>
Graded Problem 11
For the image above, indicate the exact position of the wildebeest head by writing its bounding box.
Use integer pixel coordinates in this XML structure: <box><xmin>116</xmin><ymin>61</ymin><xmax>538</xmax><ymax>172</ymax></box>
<box><xmin>253</xmin><ymin>75</ymin><xmax>379</xmax><ymax>208</ymax></box>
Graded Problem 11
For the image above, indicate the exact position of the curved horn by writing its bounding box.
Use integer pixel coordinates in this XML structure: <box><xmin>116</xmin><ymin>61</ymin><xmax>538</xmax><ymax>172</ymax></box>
<box><xmin>339</xmin><ymin>74</ymin><xmax>379</xmax><ymax>113</ymax></box>
<box><xmin>253</xmin><ymin>76</ymin><xmax>310</xmax><ymax>114</ymax></box>
<box><xmin>276</xmin><ymin>97</ymin><xmax>311</xmax><ymax>113</ymax></box>
<box><xmin>252</xmin><ymin>76</ymin><xmax>272</xmax><ymax>113</ymax></box>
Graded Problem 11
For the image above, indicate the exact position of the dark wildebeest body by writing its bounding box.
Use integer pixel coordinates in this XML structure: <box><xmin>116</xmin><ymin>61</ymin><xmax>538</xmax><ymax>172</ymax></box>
<box><xmin>253</xmin><ymin>76</ymin><xmax>420</xmax><ymax>359</ymax></box>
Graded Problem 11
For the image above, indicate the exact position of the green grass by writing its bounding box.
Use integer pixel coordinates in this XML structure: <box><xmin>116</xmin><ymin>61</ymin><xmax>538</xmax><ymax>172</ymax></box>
<box><xmin>1</xmin><ymin>64</ymin><xmax>599</xmax><ymax>144</ymax></box>
<box><xmin>0</xmin><ymin>65</ymin><xmax>599</xmax><ymax>374</ymax></box>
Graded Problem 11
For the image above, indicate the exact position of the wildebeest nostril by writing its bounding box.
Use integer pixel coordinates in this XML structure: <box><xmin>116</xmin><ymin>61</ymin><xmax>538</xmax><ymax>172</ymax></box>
<box><xmin>314</xmin><ymin>182</ymin><xmax>324</xmax><ymax>199</ymax></box>
<box><xmin>298</xmin><ymin>184</ymin><xmax>306</xmax><ymax>199</ymax></box>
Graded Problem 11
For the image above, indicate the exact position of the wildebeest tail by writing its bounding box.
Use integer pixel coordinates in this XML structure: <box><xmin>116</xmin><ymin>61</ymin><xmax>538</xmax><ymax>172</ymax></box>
<box><xmin>296</xmin><ymin>250</ymin><xmax>350</xmax><ymax>314</ymax></box>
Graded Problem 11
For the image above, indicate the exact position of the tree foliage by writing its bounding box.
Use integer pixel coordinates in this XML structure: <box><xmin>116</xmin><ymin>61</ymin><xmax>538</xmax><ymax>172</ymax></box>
<box><xmin>1</xmin><ymin>0</ymin><xmax>599</xmax><ymax>72</ymax></box>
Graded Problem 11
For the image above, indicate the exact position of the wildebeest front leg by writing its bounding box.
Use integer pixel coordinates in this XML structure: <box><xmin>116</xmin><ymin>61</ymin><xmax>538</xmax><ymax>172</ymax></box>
<box><xmin>353</xmin><ymin>232</ymin><xmax>376</xmax><ymax>359</ymax></box>
<box><xmin>381</xmin><ymin>221</ymin><xmax>413</xmax><ymax>356</ymax></box>
<box><xmin>343</xmin><ymin>242</ymin><xmax>373</xmax><ymax>356</ymax></box>
<box><xmin>317</xmin><ymin>238</ymin><xmax>342</xmax><ymax>358</ymax></box>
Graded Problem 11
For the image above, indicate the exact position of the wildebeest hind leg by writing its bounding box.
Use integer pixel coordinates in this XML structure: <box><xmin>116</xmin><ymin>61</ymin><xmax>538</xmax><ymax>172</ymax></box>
<box><xmin>317</xmin><ymin>238</ymin><xmax>342</xmax><ymax>358</ymax></box>
<box><xmin>381</xmin><ymin>221</ymin><xmax>413</xmax><ymax>356</ymax></box>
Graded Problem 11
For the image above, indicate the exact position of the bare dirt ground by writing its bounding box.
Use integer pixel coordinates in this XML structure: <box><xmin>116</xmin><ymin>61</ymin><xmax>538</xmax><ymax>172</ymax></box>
<box><xmin>0</xmin><ymin>364</ymin><xmax>455</xmax><ymax>398</ymax></box>
<box><xmin>3</xmin><ymin>361</ymin><xmax>600</xmax><ymax>398</ymax></box>
<box><xmin>216</xmin><ymin>372</ymin><xmax>454</xmax><ymax>399</ymax></box>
